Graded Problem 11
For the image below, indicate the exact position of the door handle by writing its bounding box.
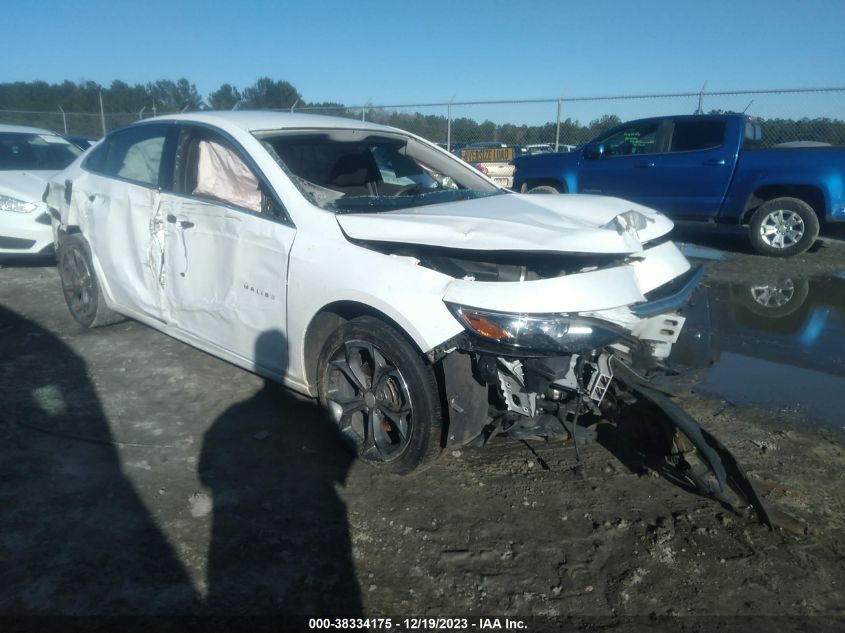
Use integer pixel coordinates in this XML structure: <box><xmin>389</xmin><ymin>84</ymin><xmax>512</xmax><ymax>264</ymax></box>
<box><xmin>165</xmin><ymin>214</ymin><xmax>194</xmax><ymax>229</ymax></box>
<box><xmin>635</xmin><ymin>161</ymin><xmax>655</xmax><ymax>168</ymax></box>
<box><xmin>703</xmin><ymin>158</ymin><xmax>726</xmax><ymax>166</ymax></box>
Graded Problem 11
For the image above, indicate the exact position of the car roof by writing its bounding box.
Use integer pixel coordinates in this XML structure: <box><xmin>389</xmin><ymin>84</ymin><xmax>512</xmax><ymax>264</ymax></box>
<box><xmin>617</xmin><ymin>113</ymin><xmax>744</xmax><ymax>127</ymax></box>
<box><xmin>0</xmin><ymin>123</ymin><xmax>62</xmax><ymax>135</ymax></box>
<box><xmin>150</xmin><ymin>110</ymin><xmax>402</xmax><ymax>135</ymax></box>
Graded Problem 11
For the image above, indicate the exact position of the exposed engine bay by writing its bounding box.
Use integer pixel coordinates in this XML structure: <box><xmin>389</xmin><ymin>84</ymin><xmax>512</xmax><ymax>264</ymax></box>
<box><xmin>435</xmin><ymin>317</ymin><xmax>773</xmax><ymax>530</ymax></box>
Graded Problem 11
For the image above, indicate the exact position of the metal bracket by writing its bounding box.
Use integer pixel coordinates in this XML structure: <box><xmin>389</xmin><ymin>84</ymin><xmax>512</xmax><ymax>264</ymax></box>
<box><xmin>587</xmin><ymin>353</ymin><xmax>613</xmax><ymax>405</ymax></box>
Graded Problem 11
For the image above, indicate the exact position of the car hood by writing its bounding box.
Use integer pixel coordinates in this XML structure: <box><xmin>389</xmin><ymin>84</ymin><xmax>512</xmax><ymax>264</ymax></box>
<box><xmin>336</xmin><ymin>193</ymin><xmax>673</xmax><ymax>254</ymax></box>
<box><xmin>0</xmin><ymin>170</ymin><xmax>57</xmax><ymax>202</ymax></box>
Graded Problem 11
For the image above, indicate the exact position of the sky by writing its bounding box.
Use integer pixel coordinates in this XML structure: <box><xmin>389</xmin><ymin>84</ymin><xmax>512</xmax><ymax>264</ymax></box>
<box><xmin>4</xmin><ymin>0</ymin><xmax>845</xmax><ymax>123</ymax></box>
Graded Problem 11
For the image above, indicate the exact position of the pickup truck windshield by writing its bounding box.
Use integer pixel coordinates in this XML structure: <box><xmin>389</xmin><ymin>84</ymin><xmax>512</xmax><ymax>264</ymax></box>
<box><xmin>255</xmin><ymin>129</ymin><xmax>504</xmax><ymax>213</ymax></box>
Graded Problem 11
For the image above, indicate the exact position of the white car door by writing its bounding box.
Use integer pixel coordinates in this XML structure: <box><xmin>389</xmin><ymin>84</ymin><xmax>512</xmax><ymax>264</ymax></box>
<box><xmin>159</xmin><ymin>128</ymin><xmax>295</xmax><ymax>375</ymax></box>
<box><xmin>76</xmin><ymin>123</ymin><xmax>174</xmax><ymax>321</ymax></box>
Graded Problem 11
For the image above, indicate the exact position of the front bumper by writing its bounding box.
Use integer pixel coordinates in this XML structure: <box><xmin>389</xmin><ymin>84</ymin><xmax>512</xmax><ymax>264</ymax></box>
<box><xmin>631</xmin><ymin>265</ymin><xmax>704</xmax><ymax>317</ymax></box>
<box><xmin>0</xmin><ymin>204</ymin><xmax>54</xmax><ymax>255</ymax></box>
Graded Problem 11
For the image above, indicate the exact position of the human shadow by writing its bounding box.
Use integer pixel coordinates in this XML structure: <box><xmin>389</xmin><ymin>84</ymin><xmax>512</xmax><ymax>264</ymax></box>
<box><xmin>200</xmin><ymin>330</ymin><xmax>361</xmax><ymax>615</ymax></box>
<box><xmin>0</xmin><ymin>305</ymin><xmax>198</xmax><ymax>614</ymax></box>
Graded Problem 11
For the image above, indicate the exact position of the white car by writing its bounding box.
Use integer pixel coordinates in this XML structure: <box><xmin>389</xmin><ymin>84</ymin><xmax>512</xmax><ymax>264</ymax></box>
<box><xmin>0</xmin><ymin>124</ymin><xmax>83</xmax><ymax>256</ymax></box>
<box><xmin>45</xmin><ymin>111</ymin><xmax>767</xmax><ymax>520</ymax></box>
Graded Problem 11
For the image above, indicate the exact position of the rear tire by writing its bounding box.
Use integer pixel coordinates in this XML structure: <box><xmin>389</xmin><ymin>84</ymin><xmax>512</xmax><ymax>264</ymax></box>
<box><xmin>748</xmin><ymin>197</ymin><xmax>819</xmax><ymax>257</ymax></box>
<box><xmin>317</xmin><ymin>316</ymin><xmax>442</xmax><ymax>475</ymax></box>
<box><xmin>57</xmin><ymin>234</ymin><xmax>123</xmax><ymax>328</ymax></box>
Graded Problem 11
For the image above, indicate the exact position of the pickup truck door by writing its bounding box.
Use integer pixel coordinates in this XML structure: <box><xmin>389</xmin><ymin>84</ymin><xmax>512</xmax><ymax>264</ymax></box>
<box><xmin>648</xmin><ymin>119</ymin><xmax>736</xmax><ymax>220</ymax></box>
<box><xmin>160</xmin><ymin>128</ymin><xmax>294</xmax><ymax>375</ymax></box>
<box><xmin>578</xmin><ymin>120</ymin><xmax>670</xmax><ymax>210</ymax></box>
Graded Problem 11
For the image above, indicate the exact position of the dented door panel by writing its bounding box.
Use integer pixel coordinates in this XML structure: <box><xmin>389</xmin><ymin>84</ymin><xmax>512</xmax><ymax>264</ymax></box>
<box><xmin>67</xmin><ymin>172</ymin><xmax>166</xmax><ymax>321</ymax></box>
<box><xmin>159</xmin><ymin>194</ymin><xmax>293</xmax><ymax>374</ymax></box>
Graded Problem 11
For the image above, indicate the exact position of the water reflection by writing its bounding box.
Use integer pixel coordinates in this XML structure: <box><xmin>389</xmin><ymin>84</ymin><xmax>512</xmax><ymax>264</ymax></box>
<box><xmin>671</xmin><ymin>275</ymin><xmax>845</xmax><ymax>428</ymax></box>
<box><xmin>677</xmin><ymin>242</ymin><xmax>728</xmax><ymax>262</ymax></box>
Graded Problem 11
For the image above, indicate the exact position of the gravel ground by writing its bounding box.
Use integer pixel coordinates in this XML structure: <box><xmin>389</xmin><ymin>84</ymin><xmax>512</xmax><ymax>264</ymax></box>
<box><xmin>1</xmin><ymin>234</ymin><xmax>845</xmax><ymax>632</ymax></box>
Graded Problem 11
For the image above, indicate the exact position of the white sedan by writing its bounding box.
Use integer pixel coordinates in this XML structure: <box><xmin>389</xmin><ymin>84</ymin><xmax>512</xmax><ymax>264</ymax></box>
<box><xmin>0</xmin><ymin>124</ymin><xmax>83</xmax><ymax>256</ymax></box>
<box><xmin>48</xmin><ymin>111</ymin><xmax>752</xmax><ymax>506</ymax></box>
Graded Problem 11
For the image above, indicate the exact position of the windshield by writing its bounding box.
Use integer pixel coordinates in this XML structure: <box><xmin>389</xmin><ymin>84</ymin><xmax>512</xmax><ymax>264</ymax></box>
<box><xmin>0</xmin><ymin>132</ymin><xmax>83</xmax><ymax>171</ymax></box>
<box><xmin>254</xmin><ymin>129</ymin><xmax>505</xmax><ymax>213</ymax></box>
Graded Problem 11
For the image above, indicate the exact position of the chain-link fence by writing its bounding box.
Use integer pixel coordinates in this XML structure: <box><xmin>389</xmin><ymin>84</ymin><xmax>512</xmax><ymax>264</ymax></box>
<box><xmin>0</xmin><ymin>109</ymin><xmax>180</xmax><ymax>139</ymax></box>
<box><xmin>300</xmin><ymin>87</ymin><xmax>845</xmax><ymax>150</ymax></box>
<box><xmin>2</xmin><ymin>87</ymin><xmax>844</xmax><ymax>148</ymax></box>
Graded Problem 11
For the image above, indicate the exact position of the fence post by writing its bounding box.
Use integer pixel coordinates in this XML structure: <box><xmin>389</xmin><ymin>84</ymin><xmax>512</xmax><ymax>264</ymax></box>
<box><xmin>58</xmin><ymin>106</ymin><xmax>67</xmax><ymax>135</ymax></box>
<box><xmin>555</xmin><ymin>98</ymin><xmax>562</xmax><ymax>152</ymax></box>
<box><xmin>447</xmin><ymin>99</ymin><xmax>452</xmax><ymax>151</ymax></box>
<box><xmin>696</xmin><ymin>80</ymin><xmax>708</xmax><ymax>114</ymax></box>
<box><xmin>99</xmin><ymin>91</ymin><xmax>107</xmax><ymax>137</ymax></box>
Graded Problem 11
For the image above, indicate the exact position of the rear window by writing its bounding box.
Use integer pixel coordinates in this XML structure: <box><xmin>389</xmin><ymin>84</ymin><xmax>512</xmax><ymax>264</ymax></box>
<box><xmin>670</xmin><ymin>121</ymin><xmax>726</xmax><ymax>152</ymax></box>
<box><xmin>86</xmin><ymin>124</ymin><xmax>169</xmax><ymax>186</ymax></box>
<box><xmin>0</xmin><ymin>132</ymin><xmax>82</xmax><ymax>171</ymax></box>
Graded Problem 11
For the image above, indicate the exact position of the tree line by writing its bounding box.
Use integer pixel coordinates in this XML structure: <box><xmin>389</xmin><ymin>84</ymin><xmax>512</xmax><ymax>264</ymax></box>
<box><xmin>1</xmin><ymin>78</ymin><xmax>842</xmax><ymax>147</ymax></box>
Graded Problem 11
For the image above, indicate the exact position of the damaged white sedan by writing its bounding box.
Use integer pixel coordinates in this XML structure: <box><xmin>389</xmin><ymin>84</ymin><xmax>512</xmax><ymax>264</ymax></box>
<box><xmin>46</xmin><ymin>112</ymin><xmax>769</xmax><ymax>523</ymax></box>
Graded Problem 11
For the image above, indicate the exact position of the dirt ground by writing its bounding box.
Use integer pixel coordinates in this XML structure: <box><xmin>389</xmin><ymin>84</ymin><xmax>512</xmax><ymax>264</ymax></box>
<box><xmin>2</xmin><ymin>232</ymin><xmax>845</xmax><ymax>632</ymax></box>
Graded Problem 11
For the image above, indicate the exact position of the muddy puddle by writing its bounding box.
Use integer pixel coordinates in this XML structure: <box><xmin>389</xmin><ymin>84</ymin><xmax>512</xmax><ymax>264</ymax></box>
<box><xmin>671</xmin><ymin>273</ymin><xmax>845</xmax><ymax>428</ymax></box>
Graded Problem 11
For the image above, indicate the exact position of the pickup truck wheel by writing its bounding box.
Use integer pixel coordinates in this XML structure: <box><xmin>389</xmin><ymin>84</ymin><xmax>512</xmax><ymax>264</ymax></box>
<box><xmin>735</xmin><ymin>277</ymin><xmax>810</xmax><ymax>319</ymax></box>
<box><xmin>57</xmin><ymin>234</ymin><xmax>124</xmax><ymax>328</ymax></box>
<box><xmin>526</xmin><ymin>184</ymin><xmax>561</xmax><ymax>194</ymax></box>
<box><xmin>748</xmin><ymin>197</ymin><xmax>819</xmax><ymax>257</ymax></box>
<box><xmin>317</xmin><ymin>316</ymin><xmax>442</xmax><ymax>474</ymax></box>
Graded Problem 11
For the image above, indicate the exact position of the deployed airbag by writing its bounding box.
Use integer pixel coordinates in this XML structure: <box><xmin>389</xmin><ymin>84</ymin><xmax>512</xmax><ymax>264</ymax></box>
<box><xmin>193</xmin><ymin>140</ymin><xmax>261</xmax><ymax>212</ymax></box>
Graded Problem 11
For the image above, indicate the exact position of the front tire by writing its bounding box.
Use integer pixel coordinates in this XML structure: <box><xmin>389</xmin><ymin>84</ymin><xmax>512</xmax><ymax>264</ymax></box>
<box><xmin>57</xmin><ymin>234</ymin><xmax>123</xmax><ymax>328</ymax></box>
<box><xmin>748</xmin><ymin>197</ymin><xmax>819</xmax><ymax>257</ymax></box>
<box><xmin>317</xmin><ymin>317</ymin><xmax>442</xmax><ymax>474</ymax></box>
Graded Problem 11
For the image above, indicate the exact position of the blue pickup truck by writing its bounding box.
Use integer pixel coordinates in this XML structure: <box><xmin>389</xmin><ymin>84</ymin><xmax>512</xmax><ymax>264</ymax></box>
<box><xmin>511</xmin><ymin>114</ymin><xmax>845</xmax><ymax>256</ymax></box>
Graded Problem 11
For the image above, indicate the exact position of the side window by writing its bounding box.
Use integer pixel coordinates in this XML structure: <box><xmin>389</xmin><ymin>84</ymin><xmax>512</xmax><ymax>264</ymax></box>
<box><xmin>176</xmin><ymin>128</ymin><xmax>288</xmax><ymax>222</ymax></box>
<box><xmin>192</xmin><ymin>138</ymin><xmax>262</xmax><ymax>212</ymax></box>
<box><xmin>602</xmin><ymin>123</ymin><xmax>661</xmax><ymax>157</ymax></box>
<box><xmin>96</xmin><ymin>125</ymin><xmax>169</xmax><ymax>186</ymax></box>
<box><xmin>670</xmin><ymin>121</ymin><xmax>726</xmax><ymax>152</ymax></box>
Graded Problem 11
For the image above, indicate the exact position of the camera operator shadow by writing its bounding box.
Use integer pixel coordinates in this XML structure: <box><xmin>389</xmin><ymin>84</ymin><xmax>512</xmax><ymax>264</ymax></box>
<box><xmin>200</xmin><ymin>329</ymin><xmax>362</xmax><ymax>615</ymax></box>
<box><xmin>0</xmin><ymin>305</ymin><xmax>198</xmax><ymax>613</ymax></box>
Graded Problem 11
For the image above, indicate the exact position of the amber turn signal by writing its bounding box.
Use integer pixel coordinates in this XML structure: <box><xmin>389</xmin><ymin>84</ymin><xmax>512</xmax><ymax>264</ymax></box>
<box><xmin>461</xmin><ymin>309</ymin><xmax>512</xmax><ymax>341</ymax></box>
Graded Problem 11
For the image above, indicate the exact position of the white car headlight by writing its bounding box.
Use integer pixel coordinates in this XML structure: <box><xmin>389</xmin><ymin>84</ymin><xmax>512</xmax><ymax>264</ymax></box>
<box><xmin>447</xmin><ymin>304</ymin><xmax>626</xmax><ymax>353</ymax></box>
<box><xmin>0</xmin><ymin>195</ymin><xmax>38</xmax><ymax>214</ymax></box>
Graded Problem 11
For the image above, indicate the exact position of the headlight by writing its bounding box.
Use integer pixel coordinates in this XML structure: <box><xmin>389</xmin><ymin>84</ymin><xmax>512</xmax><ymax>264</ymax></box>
<box><xmin>0</xmin><ymin>195</ymin><xmax>38</xmax><ymax>214</ymax></box>
<box><xmin>447</xmin><ymin>304</ymin><xmax>625</xmax><ymax>353</ymax></box>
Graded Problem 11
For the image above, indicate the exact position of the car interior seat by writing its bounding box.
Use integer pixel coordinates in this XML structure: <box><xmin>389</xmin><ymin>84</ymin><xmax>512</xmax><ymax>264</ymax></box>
<box><xmin>328</xmin><ymin>152</ymin><xmax>380</xmax><ymax>195</ymax></box>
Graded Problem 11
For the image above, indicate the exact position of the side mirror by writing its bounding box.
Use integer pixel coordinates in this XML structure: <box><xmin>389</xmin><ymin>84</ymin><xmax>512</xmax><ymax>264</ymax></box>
<box><xmin>583</xmin><ymin>142</ymin><xmax>605</xmax><ymax>160</ymax></box>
